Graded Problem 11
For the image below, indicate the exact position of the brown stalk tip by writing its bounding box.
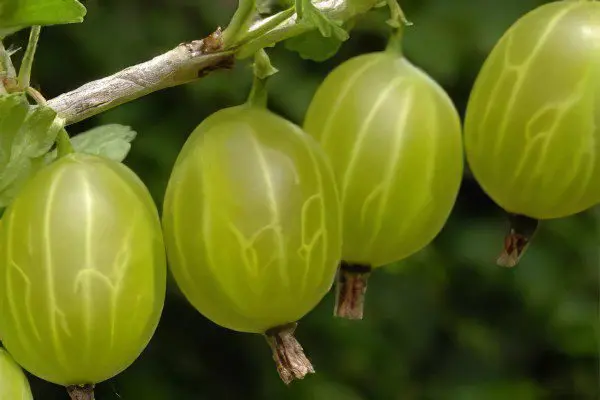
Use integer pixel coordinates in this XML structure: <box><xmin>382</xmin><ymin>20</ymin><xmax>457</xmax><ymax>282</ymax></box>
<box><xmin>66</xmin><ymin>384</ymin><xmax>95</xmax><ymax>400</ymax></box>
<box><xmin>264</xmin><ymin>322</ymin><xmax>315</xmax><ymax>385</ymax></box>
<box><xmin>334</xmin><ymin>262</ymin><xmax>371</xmax><ymax>320</ymax></box>
<box><xmin>497</xmin><ymin>213</ymin><xmax>539</xmax><ymax>268</ymax></box>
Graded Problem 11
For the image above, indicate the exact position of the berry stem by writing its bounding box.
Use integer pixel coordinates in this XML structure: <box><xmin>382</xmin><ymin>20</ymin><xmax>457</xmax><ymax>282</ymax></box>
<box><xmin>497</xmin><ymin>213</ymin><xmax>539</xmax><ymax>268</ymax></box>
<box><xmin>246</xmin><ymin>49</ymin><xmax>277</xmax><ymax>107</ymax></box>
<box><xmin>67</xmin><ymin>384</ymin><xmax>95</xmax><ymax>400</ymax></box>
<box><xmin>385</xmin><ymin>1</ymin><xmax>412</xmax><ymax>56</ymax></box>
<box><xmin>334</xmin><ymin>262</ymin><xmax>371</xmax><ymax>320</ymax></box>
<box><xmin>264</xmin><ymin>322</ymin><xmax>314</xmax><ymax>384</ymax></box>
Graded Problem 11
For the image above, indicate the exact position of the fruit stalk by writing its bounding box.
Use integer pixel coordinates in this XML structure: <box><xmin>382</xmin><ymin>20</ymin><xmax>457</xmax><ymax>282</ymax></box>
<box><xmin>247</xmin><ymin>49</ymin><xmax>277</xmax><ymax>108</ymax></box>
<box><xmin>66</xmin><ymin>384</ymin><xmax>95</xmax><ymax>400</ymax></box>
<box><xmin>264</xmin><ymin>322</ymin><xmax>314</xmax><ymax>384</ymax></box>
<box><xmin>334</xmin><ymin>262</ymin><xmax>371</xmax><ymax>320</ymax></box>
<box><xmin>497</xmin><ymin>213</ymin><xmax>539</xmax><ymax>268</ymax></box>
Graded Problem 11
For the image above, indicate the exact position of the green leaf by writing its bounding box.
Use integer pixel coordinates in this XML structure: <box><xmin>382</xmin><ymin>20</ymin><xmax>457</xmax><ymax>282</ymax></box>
<box><xmin>286</xmin><ymin>0</ymin><xmax>350</xmax><ymax>61</ymax></box>
<box><xmin>46</xmin><ymin>124</ymin><xmax>137</xmax><ymax>163</ymax></box>
<box><xmin>285</xmin><ymin>29</ymin><xmax>344</xmax><ymax>62</ymax></box>
<box><xmin>0</xmin><ymin>93</ymin><xmax>63</xmax><ymax>207</ymax></box>
<box><xmin>0</xmin><ymin>0</ymin><xmax>86</xmax><ymax>38</ymax></box>
<box><xmin>299</xmin><ymin>0</ymin><xmax>349</xmax><ymax>41</ymax></box>
<box><xmin>333</xmin><ymin>0</ymin><xmax>380</xmax><ymax>21</ymax></box>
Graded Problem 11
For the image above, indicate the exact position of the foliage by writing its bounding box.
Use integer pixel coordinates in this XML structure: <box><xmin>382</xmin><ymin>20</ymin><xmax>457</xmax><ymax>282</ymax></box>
<box><xmin>0</xmin><ymin>0</ymin><xmax>85</xmax><ymax>38</ymax></box>
<box><xmin>0</xmin><ymin>93</ymin><xmax>62</xmax><ymax>207</ymax></box>
<box><xmin>44</xmin><ymin>124</ymin><xmax>137</xmax><ymax>163</ymax></box>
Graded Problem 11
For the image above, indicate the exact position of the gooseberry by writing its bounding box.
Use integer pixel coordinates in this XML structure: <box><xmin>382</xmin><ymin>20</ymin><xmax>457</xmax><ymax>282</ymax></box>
<box><xmin>464</xmin><ymin>1</ymin><xmax>600</xmax><ymax>266</ymax></box>
<box><xmin>162</xmin><ymin>103</ymin><xmax>342</xmax><ymax>384</ymax></box>
<box><xmin>0</xmin><ymin>153</ymin><xmax>166</xmax><ymax>398</ymax></box>
<box><xmin>0</xmin><ymin>348</ymin><xmax>33</xmax><ymax>400</ymax></box>
<box><xmin>303</xmin><ymin>36</ymin><xmax>464</xmax><ymax>319</ymax></box>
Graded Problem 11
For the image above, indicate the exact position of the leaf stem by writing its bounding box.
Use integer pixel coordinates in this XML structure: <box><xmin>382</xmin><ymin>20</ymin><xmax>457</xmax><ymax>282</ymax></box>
<box><xmin>18</xmin><ymin>26</ymin><xmax>41</xmax><ymax>90</ymax></box>
<box><xmin>235</xmin><ymin>8</ymin><xmax>296</xmax><ymax>58</ymax></box>
<box><xmin>26</xmin><ymin>86</ymin><xmax>47</xmax><ymax>105</ymax></box>
<box><xmin>295</xmin><ymin>0</ymin><xmax>304</xmax><ymax>19</ymax></box>
<box><xmin>222</xmin><ymin>0</ymin><xmax>257</xmax><ymax>48</ymax></box>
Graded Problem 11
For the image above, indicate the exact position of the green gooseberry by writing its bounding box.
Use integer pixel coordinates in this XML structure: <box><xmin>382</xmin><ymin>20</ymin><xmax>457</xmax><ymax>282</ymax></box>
<box><xmin>303</xmin><ymin>43</ymin><xmax>464</xmax><ymax>319</ymax></box>
<box><xmin>464</xmin><ymin>1</ymin><xmax>600</xmax><ymax>266</ymax></box>
<box><xmin>0</xmin><ymin>153</ymin><xmax>166</xmax><ymax>398</ymax></box>
<box><xmin>0</xmin><ymin>348</ymin><xmax>33</xmax><ymax>400</ymax></box>
<box><xmin>162</xmin><ymin>104</ymin><xmax>341</xmax><ymax>384</ymax></box>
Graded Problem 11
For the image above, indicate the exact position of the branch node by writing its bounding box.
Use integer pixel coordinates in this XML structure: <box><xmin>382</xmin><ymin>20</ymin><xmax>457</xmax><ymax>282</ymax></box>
<box><xmin>186</xmin><ymin>27</ymin><xmax>224</xmax><ymax>56</ymax></box>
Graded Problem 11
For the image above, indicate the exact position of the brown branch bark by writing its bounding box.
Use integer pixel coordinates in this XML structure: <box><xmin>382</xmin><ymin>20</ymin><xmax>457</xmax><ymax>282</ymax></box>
<box><xmin>47</xmin><ymin>29</ymin><xmax>234</xmax><ymax>125</ymax></box>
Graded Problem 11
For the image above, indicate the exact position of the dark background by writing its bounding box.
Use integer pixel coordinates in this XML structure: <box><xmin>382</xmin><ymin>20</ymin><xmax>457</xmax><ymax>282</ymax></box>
<box><xmin>5</xmin><ymin>0</ymin><xmax>599</xmax><ymax>398</ymax></box>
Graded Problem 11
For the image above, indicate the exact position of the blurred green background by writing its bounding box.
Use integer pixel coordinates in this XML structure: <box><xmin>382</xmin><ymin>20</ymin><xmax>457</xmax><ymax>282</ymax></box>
<box><xmin>5</xmin><ymin>0</ymin><xmax>599</xmax><ymax>398</ymax></box>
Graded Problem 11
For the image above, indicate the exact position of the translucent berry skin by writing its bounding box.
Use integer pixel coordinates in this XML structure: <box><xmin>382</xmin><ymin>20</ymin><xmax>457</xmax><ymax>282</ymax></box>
<box><xmin>0</xmin><ymin>348</ymin><xmax>32</xmax><ymax>400</ymax></box>
<box><xmin>303</xmin><ymin>52</ymin><xmax>463</xmax><ymax>267</ymax></box>
<box><xmin>162</xmin><ymin>106</ymin><xmax>342</xmax><ymax>334</ymax></box>
<box><xmin>0</xmin><ymin>153</ymin><xmax>166</xmax><ymax>386</ymax></box>
<box><xmin>464</xmin><ymin>2</ymin><xmax>600</xmax><ymax>220</ymax></box>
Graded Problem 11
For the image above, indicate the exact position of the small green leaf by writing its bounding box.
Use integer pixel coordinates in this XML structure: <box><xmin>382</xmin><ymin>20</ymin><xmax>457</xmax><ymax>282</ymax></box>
<box><xmin>299</xmin><ymin>0</ymin><xmax>349</xmax><ymax>41</ymax></box>
<box><xmin>0</xmin><ymin>0</ymin><xmax>86</xmax><ymax>38</ymax></box>
<box><xmin>46</xmin><ymin>124</ymin><xmax>137</xmax><ymax>163</ymax></box>
<box><xmin>330</xmin><ymin>0</ymin><xmax>380</xmax><ymax>22</ymax></box>
<box><xmin>0</xmin><ymin>93</ymin><xmax>63</xmax><ymax>207</ymax></box>
<box><xmin>286</xmin><ymin>0</ymin><xmax>350</xmax><ymax>61</ymax></box>
<box><xmin>285</xmin><ymin>29</ymin><xmax>344</xmax><ymax>62</ymax></box>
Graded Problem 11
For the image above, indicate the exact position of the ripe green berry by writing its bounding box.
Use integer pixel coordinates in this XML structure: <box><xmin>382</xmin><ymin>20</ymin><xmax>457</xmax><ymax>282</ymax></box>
<box><xmin>0</xmin><ymin>153</ymin><xmax>166</xmax><ymax>395</ymax></box>
<box><xmin>464</xmin><ymin>1</ymin><xmax>600</xmax><ymax>266</ymax></box>
<box><xmin>162</xmin><ymin>104</ymin><xmax>341</xmax><ymax>383</ymax></box>
<box><xmin>0</xmin><ymin>348</ymin><xmax>33</xmax><ymax>400</ymax></box>
<box><xmin>304</xmin><ymin>48</ymin><xmax>463</xmax><ymax>319</ymax></box>
<box><xmin>465</xmin><ymin>1</ymin><xmax>600</xmax><ymax>219</ymax></box>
